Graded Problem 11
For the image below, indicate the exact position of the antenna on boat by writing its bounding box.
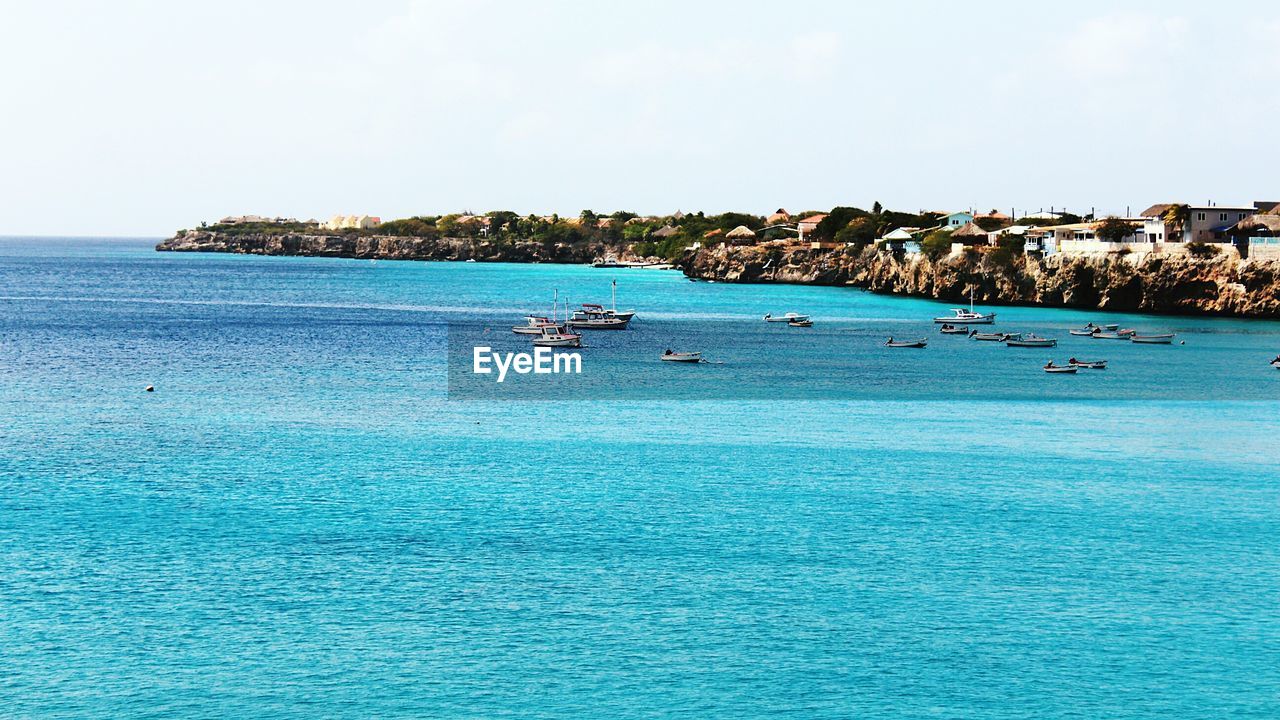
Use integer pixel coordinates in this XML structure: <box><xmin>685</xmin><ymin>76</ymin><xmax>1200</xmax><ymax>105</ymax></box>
<box><xmin>552</xmin><ymin>288</ymin><xmax>559</xmax><ymax>323</ymax></box>
<box><xmin>611</xmin><ymin>279</ymin><xmax>617</xmax><ymax>313</ymax></box>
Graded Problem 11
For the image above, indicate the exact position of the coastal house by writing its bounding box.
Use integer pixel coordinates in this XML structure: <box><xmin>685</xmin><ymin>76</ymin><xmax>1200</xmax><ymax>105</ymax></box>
<box><xmin>1229</xmin><ymin>214</ymin><xmax>1280</xmax><ymax>260</ymax></box>
<box><xmin>1047</xmin><ymin>219</ymin><xmax>1148</xmax><ymax>257</ymax></box>
<box><xmin>796</xmin><ymin>214</ymin><xmax>827</xmax><ymax>236</ymax></box>
<box><xmin>766</xmin><ymin>208</ymin><xmax>791</xmax><ymax>224</ymax></box>
<box><xmin>1022</xmin><ymin>227</ymin><xmax>1057</xmax><ymax>256</ymax></box>
<box><xmin>878</xmin><ymin>226</ymin><xmax>926</xmax><ymax>254</ymax></box>
<box><xmin>939</xmin><ymin>211</ymin><xmax>974</xmax><ymax>229</ymax></box>
<box><xmin>1140</xmin><ymin>203</ymin><xmax>1255</xmax><ymax>247</ymax></box>
<box><xmin>323</xmin><ymin>215</ymin><xmax>382</xmax><ymax>231</ymax></box>
<box><xmin>949</xmin><ymin>222</ymin><xmax>990</xmax><ymax>246</ymax></box>
<box><xmin>986</xmin><ymin>224</ymin><xmax>1031</xmax><ymax>247</ymax></box>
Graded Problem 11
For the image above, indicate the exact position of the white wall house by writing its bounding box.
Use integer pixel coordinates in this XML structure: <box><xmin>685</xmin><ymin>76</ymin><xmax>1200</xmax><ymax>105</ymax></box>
<box><xmin>1140</xmin><ymin>203</ymin><xmax>1255</xmax><ymax>245</ymax></box>
<box><xmin>1049</xmin><ymin>220</ymin><xmax>1151</xmax><ymax>257</ymax></box>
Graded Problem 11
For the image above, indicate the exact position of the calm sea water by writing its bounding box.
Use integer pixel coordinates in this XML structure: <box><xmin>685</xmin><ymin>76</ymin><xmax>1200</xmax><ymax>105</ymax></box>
<box><xmin>2</xmin><ymin>237</ymin><xmax>1279</xmax><ymax>718</ymax></box>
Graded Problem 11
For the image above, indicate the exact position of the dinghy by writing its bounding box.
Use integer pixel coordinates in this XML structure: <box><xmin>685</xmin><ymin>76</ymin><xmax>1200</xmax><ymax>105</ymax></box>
<box><xmin>970</xmin><ymin>331</ymin><xmax>1012</xmax><ymax>342</ymax></box>
<box><xmin>885</xmin><ymin>337</ymin><xmax>927</xmax><ymax>348</ymax></box>
<box><xmin>1130</xmin><ymin>334</ymin><xmax>1174</xmax><ymax>344</ymax></box>
<box><xmin>1091</xmin><ymin>331</ymin><xmax>1132</xmax><ymax>340</ymax></box>
<box><xmin>788</xmin><ymin>319</ymin><xmax>813</xmax><ymax>327</ymax></box>
<box><xmin>1043</xmin><ymin>362</ymin><xmax>1078</xmax><ymax>374</ymax></box>
<box><xmin>1006</xmin><ymin>334</ymin><xmax>1057</xmax><ymax>348</ymax></box>
<box><xmin>939</xmin><ymin>324</ymin><xmax>970</xmax><ymax>334</ymax></box>
<box><xmin>1068</xmin><ymin>358</ymin><xmax>1107</xmax><ymax>369</ymax></box>
<box><xmin>660</xmin><ymin>350</ymin><xmax>702</xmax><ymax>363</ymax></box>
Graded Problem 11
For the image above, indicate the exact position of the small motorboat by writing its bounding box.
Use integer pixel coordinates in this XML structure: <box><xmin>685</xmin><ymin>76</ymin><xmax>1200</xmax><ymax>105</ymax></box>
<box><xmin>512</xmin><ymin>315</ymin><xmax>564</xmax><ymax>335</ymax></box>
<box><xmin>1131</xmin><ymin>334</ymin><xmax>1174</xmax><ymax>344</ymax></box>
<box><xmin>1116</xmin><ymin>328</ymin><xmax>1137</xmax><ymax>337</ymax></box>
<box><xmin>1069</xmin><ymin>322</ymin><xmax>1100</xmax><ymax>336</ymax></box>
<box><xmin>939</xmin><ymin>324</ymin><xmax>970</xmax><ymax>334</ymax></box>
<box><xmin>575</xmin><ymin>302</ymin><xmax>635</xmax><ymax>322</ymax></box>
<box><xmin>1091</xmin><ymin>331</ymin><xmax>1132</xmax><ymax>340</ymax></box>
<box><xmin>885</xmin><ymin>337</ymin><xmax>927</xmax><ymax>348</ymax></box>
<box><xmin>933</xmin><ymin>290</ymin><xmax>995</xmax><ymax>324</ymax></box>
<box><xmin>788</xmin><ymin>319</ymin><xmax>813</xmax><ymax>327</ymax></box>
<box><xmin>970</xmin><ymin>331</ymin><xmax>1012</xmax><ymax>342</ymax></box>
<box><xmin>1068</xmin><ymin>358</ymin><xmax>1107</xmax><ymax>369</ymax></box>
<box><xmin>1101</xmin><ymin>323</ymin><xmax>1120</xmax><ymax>331</ymax></box>
<box><xmin>1271</xmin><ymin>356</ymin><xmax>1280</xmax><ymax>369</ymax></box>
<box><xmin>933</xmin><ymin>308</ymin><xmax>995</xmax><ymax>324</ymax></box>
<box><xmin>1006</xmin><ymin>334</ymin><xmax>1057</xmax><ymax>348</ymax></box>
<box><xmin>764</xmin><ymin>312</ymin><xmax>810</xmax><ymax>323</ymax></box>
<box><xmin>1043</xmin><ymin>362</ymin><xmax>1078</xmax><ymax>374</ymax></box>
<box><xmin>530</xmin><ymin>325</ymin><xmax>582</xmax><ymax>347</ymax></box>
<box><xmin>660</xmin><ymin>350</ymin><xmax>702</xmax><ymax>363</ymax></box>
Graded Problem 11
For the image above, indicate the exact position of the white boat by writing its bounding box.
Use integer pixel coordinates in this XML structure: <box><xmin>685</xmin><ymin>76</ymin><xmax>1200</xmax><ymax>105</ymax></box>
<box><xmin>1272</xmin><ymin>358</ymin><xmax>1280</xmax><ymax>369</ymax></box>
<box><xmin>1069</xmin><ymin>327</ymin><xmax>1099</xmax><ymax>336</ymax></box>
<box><xmin>1006</xmin><ymin>334</ymin><xmax>1057</xmax><ymax>348</ymax></box>
<box><xmin>971</xmin><ymin>331</ymin><xmax>1013</xmax><ymax>341</ymax></box>
<box><xmin>1068</xmin><ymin>358</ymin><xmax>1108</xmax><ymax>369</ymax></box>
<box><xmin>512</xmin><ymin>315</ymin><xmax>564</xmax><ymax>335</ymax></box>
<box><xmin>1043</xmin><ymin>363</ymin><xmax>1078</xmax><ymax>374</ymax></box>
<box><xmin>885</xmin><ymin>337</ymin><xmax>927</xmax><ymax>348</ymax></box>
<box><xmin>939</xmin><ymin>324</ymin><xmax>970</xmax><ymax>334</ymax></box>
<box><xmin>575</xmin><ymin>303</ymin><xmax>635</xmax><ymax>322</ymax></box>
<box><xmin>1091</xmin><ymin>331</ymin><xmax>1132</xmax><ymax>340</ymax></box>
<box><xmin>660</xmin><ymin>350</ymin><xmax>702</xmax><ymax>363</ymax></box>
<box><xmin>530</xmin><ymin>325</ymin><xmax>582</xmax><ymax>347</ymax></box>
<box><xmin>764</xmin><ymin>312</ymin><xmax>810</xmax><ymax>323</ymax></box>
<box><xmin>933</xmin><ymin>289</ymin><xmax>995</xmax><ymax>324</ymax></box>
<box><xmin>788</xmin><ymin>319</ymin><xmax>813</xmax><ymax>327</ymax></box>
<box><xmin>566</xmin><ymin>311</ymin><xmax>629</xmax><ymax>330</ymax></box>
<box><xmin>1131</xmin><ymin>334</ymin><xmax>1174</xmax><ymax>344</ymax></box>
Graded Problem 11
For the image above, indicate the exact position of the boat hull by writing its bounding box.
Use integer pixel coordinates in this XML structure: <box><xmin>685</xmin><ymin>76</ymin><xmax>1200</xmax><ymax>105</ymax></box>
<box><xmin>1044</xmin><ymin>366</ymin><xmax>1078</xmax><ymax>374</ymax></box>
<box><xmin>933</xmin><ymin>316</ymin><xmax>995</xmax><ymax>324</ymax></box>
<box><xmin>1007</xmin><ymin>340</ymin><xmax>1057</xmax><ymax>347</ymax></box>
<box><xmin>1131</xmin><ymin>337</ymin><xmax>1173</xmax><ymax>344</ymax></box>
<box><xmin>531</xmin><ymin>338</ymin><xmax>582</xmax><ymax>347</ymax></box>
<box><xmin>661</xmin><ymin>353</ymin><xmax>702</xmax><ymax>363</ymax></box>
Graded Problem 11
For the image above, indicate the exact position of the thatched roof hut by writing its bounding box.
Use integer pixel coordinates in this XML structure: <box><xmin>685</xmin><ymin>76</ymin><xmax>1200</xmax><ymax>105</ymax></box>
<box><xmin>725</xmin><ymin>225</ymin><xmax>756</xmax><ymax>240</ymax></box>
<box><xmin>950</xmin><ymin>221</ymin><xmax>989</xmax><ymax>245</ymax></box>
<box><xmin>1231</xmin><ymin>214</ymin><xmax>1280</xmax><ymax>236</ymax></box>
<box><xmin>652</xmin><ymin>225</ymin><xmax>679</xmax><ymax>238</ymax></box>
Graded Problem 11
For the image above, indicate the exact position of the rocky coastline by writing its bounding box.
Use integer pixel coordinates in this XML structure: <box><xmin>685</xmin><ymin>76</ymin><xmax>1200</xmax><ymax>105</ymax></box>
<box><xmin>678</xmin><ymin>244</ymin><xmax>1280</xmax><ymax>318</ymax></box>
<box><xmin>156</xmin><ymin>230</ymin><xmax>627</xmax><ymax>264</ymax></box>
<box><xmin>157</xmin><ymin>231</ymin><xmax>1280</xmax><ymax>318</ymax></box>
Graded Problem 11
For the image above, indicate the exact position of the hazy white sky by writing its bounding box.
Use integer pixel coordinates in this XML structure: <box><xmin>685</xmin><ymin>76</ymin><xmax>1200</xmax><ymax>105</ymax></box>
<box><xmin>2</xmin><ymin>0</ymin><xmax>1277</xmax><ymax>235</ymax></box>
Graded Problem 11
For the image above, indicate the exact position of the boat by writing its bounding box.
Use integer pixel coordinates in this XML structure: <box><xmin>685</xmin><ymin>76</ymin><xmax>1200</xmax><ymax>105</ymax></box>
<box><xmin>970</xmin><ymin>331</ymin><xmax>1013</xmax><ymax>341</ymax></box>
<box><xmin>569</xmin><ymin>281</ymin><xmax>636</xmax><ymax>325</ymax></box>
<box><xmin>660</xmin><ymin>350</ymin><xmax>702</xmax><ymax>363</ymax></box>
<box><xmin>1101</xmin><ymin>324</ymin><xmax>1119</xmax><ymax>331</ymax></box>
<box><xmin>1090</xmin><ymin>331</ymin><xmax>1133</xmax><ymax>340</ymax></box>
<box><xmin>1069</xmin><ymin>322</ymin><xmax>1101</xmax><ymax>336</ymax></box>
<box><xmin>885</xmin><ymin>337</ymin><xmax>927</xmax><ymax>348</ymax></box>
<box><xmin>1043</xmin><ymin>362</ymin><xmax>1078</xmax><ymax>374</ymax></box>
<box><xmin>1131</xmin><ymin>334</ymin><xmax>1174</xmax><ymax>344</ymax></box>
<box><xmin>1068</xmin><ymin>358</ymin><xmax>1108</xmax><ymax>369</ymax></box>
<box><xmin>1006</xmin><ymin>334</ymin><xmax>1057</xmax><ymax>348</ymax></box>
<box><xmin>1271</xmin><ymin>357</ymin><xmax>1280</xmax><ymax>369</ymax></box>
<box><xmin>788</xmin><ymin>319</ymin><xmax>813</xmax><ymax>327</ymax></box>
<box><xmin>933</xmin><ymin>289</ymin><xmax>995</xmax><ymax>324</ymax></box>
<box><xmin>1116</xmin><ymin>328</ymin><xmax>1137</xmax><ymax>337</ymax></box>
<box><xmin>939</xmin><ymin>324</ymin><xmax>970</xmax><ymax>334</ymax></box>
<box><xmin>764</xmin><ymin>312</ymin><xmax>810</xmax><ymax>323</ymax></box>
<box><xmin>530</xmin><ymin>325</ymin><xmax>582</xmax><ymax>348</ymax></box>
<box><xmin>512</xmin><ymin>315</ymin><xmax>564</xmax><ymax>335</ymax></box>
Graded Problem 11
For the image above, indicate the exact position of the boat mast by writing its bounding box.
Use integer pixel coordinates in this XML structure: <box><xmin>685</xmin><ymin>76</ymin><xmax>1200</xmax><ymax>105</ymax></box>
<box><xmin>611</xmin><ymin>279</ymin><xmax>617</xmax><ymax>313</ymax></box>
<box><xmin>552</xmin><ymin>289</ymin><xmax>558</xmax><ymax>323</ymax></box>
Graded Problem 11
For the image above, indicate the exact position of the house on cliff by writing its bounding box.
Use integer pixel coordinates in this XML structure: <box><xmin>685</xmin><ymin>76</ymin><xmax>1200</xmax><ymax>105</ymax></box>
<box><xmin>1229</xmin><ymin>214</ymin><xmax>1280</xmax><ymax>260</ymax></box>
<box><xmin>1140</xmin><ymin>203</ymin><xmax>1255</xmax><ymax>247</ymax></box>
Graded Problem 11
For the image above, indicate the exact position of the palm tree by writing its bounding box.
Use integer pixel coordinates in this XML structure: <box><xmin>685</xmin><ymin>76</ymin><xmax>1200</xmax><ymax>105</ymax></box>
<box><xmin>1162</xmin><ymin>203</ymin><xmax>1192</xmax><ymax>243</ymax></box>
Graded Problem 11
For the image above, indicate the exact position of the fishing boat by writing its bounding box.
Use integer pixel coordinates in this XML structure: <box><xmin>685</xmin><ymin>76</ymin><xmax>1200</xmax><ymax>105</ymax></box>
<box><xmin>885</xmin><ymin>337</ymin><xmax>927</xmax><ymax>348</ymax></box>
<box><xmin>933</xmin><ymin>289</ymin><xmax>995</xmax><ymax>324</ymax></box>
<box><xmin>512</xmin><ymin>315</ymin><xmax>564</xmax><ymax>335</ymax></box>
<box><xmin>660</xmin><ymin>350</ymin><xmax>702</xmax><ymax>363</ymax></box>
<box><xmin>1006</xmin><ymin>334</ymin><xmax>1057</xmax><ymax>348</ymax></box>
<box><xmin>1090</xmin><ymin>331</ymin><xmax>1133</xmax><ymax>340</ymax></box>
<box><xmin>939</xmin><ymin>324</ymin><xmax>970</xmax><ymax>334</ymax></box>
<box><xmin>1131</xmin><ymin>334</ymin><xmax>1174</xmax><ymax>344</ymax></box>
<box><xmin>788</xmin><ymin>319</ymin><xmax>813</xmax><ymax>327</ymax></box>
<box><xmin>1068</xmin><ymin>358</ymin><xmax>1107</xmax><ymax>369</ymax></box>
<box><xmin>1069</xmin><ymin>323</ymin><xmax>1102</xmax><ymax>336</ymax></box>
<box><xmin>1043</xmin><ymin>362</ymin><xmax>1078</xmax><ymax>374</ymax></box>
<box><xmin>764</xmin><ymin>312</ymin><xmax>810</xmax><ymax>323</ymax></box>
<box><xmin>971</xmin><ymin>331</ymin><xmax>1013</xmax><ymax>341</ymax></box>
<box><xmin>530</xmin><ymin>325</ymin><xmax>582</xmax><ymax>348</ymax></box>
<box><xmin>567</xmin><ymin>312</ymin><xmax>629</xmax><ymax>330</ymax></box>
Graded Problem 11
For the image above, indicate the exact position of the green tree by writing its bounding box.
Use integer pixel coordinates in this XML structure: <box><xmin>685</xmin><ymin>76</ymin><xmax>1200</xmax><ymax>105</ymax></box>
<box><xmin>1162</xmin><ymin>203</ymin><xmax>1192</xmax><ymax>242</ymax></box>
<box><xmin>921</xmin><ymin>229</ymin><xmax>953</xmax><ymax>260</ymax></box>
<box><xmin>1094</xmin><ymin>216</ymin><xmax>1134</xmax><ymax>243</ymax></box>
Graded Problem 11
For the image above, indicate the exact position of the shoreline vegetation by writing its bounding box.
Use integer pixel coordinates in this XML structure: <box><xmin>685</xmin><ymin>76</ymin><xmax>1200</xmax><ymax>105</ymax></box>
<box><xmin>157</xmin><ymin>206</ymin><xmax>1280</xmax><ymax>318</ymax></box>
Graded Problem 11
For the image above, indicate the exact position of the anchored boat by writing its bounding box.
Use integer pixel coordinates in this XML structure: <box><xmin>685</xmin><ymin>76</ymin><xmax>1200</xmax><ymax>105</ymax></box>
<box><xmin>939</xmin><ymin>324</ymin><xmax>970</xmax><ymax>334</ymax></box>
<box><xmin>885</xmin><ymin>337</ymin><xmax>928</xmax><ymax>348</ymax></box>
<box><xmin>933</xmin><ymin>289</ymin><xmax>995</xmax><ymax>324</ymax></box>
<box><xmin>1068</xmin><ymin>358</ymin><xmax>1108</xmax><ymax>369</ymax></box>
<box><xmin>764</xmin><ymin>312</ymin><xmax>810</xmax><ymax>323</ymax></box>
<box><xmin>971</xmin><ymin>331</ymin><xmax>1013</xmax><ymax>341</ymax></box>
<box><xmin>1131</xmin><ymin>334</ymin><xmax>1174</xmax><ymax>344</ymax></box>
<box><xmin>1043</xmin><ymin>362</ymin><xmax>1078</xmax><ymax>374</ymax></box>
<box><xmin>1006</xmin><ymin>334</ymin><xmax>1057</xmax><ymax>348</ymax></box>
<box><xmin>530</xmin><ymin>325</ymin><xmax>583</xmax><ymax>348</ymax></box>
<box><xmin>660</xmin><ymin>350</ymin><xmax>703</xmax><ymax>363</ymax></box>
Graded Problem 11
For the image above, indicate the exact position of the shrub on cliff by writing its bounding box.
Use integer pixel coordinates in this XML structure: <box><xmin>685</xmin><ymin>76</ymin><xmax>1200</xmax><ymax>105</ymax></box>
<box><xmin>921</xmin><ymin>230</ymin><xmax>953</xmax><ymax>260</ymax></box>
<box><xmin>1186</xmin><ymin>241</ymin><xmax>1220</xmax><ymax>259</ymax></box>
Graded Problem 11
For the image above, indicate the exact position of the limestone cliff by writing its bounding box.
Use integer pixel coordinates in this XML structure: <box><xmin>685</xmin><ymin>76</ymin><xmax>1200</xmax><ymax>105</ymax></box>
<box><xmin>678</xmin><ymin>244</ymin><xmax>1280</xmax><ymax>318</ymax></box>
<box><xmin>156</xmin><ymin>230</ymin><xmax>623</xmax><ymax>264</ymax></box>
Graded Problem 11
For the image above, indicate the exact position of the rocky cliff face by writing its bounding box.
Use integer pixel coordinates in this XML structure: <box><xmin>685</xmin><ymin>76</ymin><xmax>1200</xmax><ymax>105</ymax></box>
<box><xmin>156</xmin><ymin>231</ymin><xmax>622</xmax><ymax>264</ymax></box>
<box><xmin>679</xmin><ymin>244</ymin><xmax>1280</xmax><ymax>318</ymax></box>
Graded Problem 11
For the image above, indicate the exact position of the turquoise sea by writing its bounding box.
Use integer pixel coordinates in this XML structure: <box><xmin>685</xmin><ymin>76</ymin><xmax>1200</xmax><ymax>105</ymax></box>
<box><xmin>2</xmin><ymin>237</ymin><xmax>1279</xmax><ymax>718</ymax></box>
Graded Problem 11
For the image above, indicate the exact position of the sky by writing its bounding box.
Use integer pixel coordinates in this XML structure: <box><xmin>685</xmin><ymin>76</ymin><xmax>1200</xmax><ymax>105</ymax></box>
<box><xmin>1</xmin><ymin>0</ymin><xmax>1277</xmax><ymax>235</ymax></box>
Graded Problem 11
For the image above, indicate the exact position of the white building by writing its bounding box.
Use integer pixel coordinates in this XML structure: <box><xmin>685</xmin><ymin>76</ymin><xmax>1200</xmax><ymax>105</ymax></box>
<box><xmin>1140</xmin><ymin>203</ymin><xmax>1255</xmax><ymax>245</ymax></box>
<box><xmin>323</xmin><ymin>215</ymin><xmax>382</xmax><ymax>231</ymax></box>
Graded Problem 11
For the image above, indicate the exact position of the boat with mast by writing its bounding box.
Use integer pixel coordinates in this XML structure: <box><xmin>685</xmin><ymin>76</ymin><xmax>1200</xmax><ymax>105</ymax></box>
<box><xmin>567</xmin><ymin>280</ymin><xmax>633</xmax><ymax>329</ymax></box>
<box><xmin>513</xmin><ymin>290</ymin><xmax>568</xmax><ymax>335</ymax></box>
<box><xmin>933</xmin><ymin>289</ymin><xmax>995</xmax><ymax>324</ymax></box>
